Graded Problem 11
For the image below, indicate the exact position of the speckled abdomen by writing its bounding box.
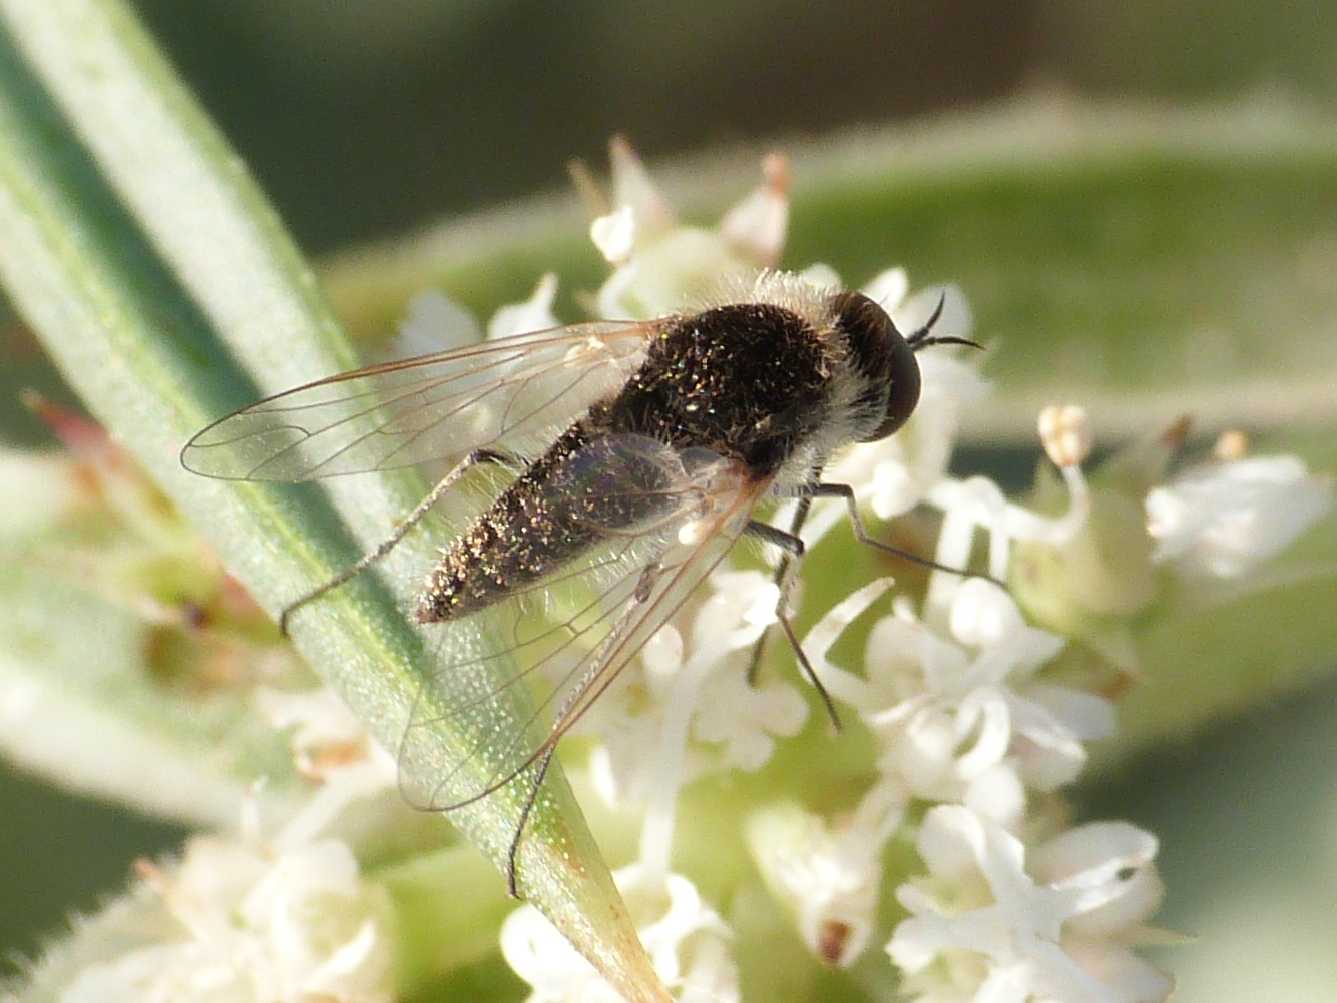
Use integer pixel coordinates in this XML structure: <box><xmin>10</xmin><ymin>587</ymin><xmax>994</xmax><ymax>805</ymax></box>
<box><xmin>413</xmin><ymin>425</ymin><xmax>682</xmax><ymax>624</ymax></box>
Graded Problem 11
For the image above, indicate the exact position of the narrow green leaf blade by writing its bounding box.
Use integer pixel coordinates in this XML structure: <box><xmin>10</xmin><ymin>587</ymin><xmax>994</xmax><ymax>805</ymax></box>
<box><xmin>0</xmin><ymin>1</ymin><xmax>664</xmax><ymax>998</ymax></box>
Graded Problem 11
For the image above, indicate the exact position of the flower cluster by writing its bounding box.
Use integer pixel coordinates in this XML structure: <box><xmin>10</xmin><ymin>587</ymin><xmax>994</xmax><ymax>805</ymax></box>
<box><xmin>889</xmin><ymin>807</ymin><xmax>1169</xmax><ymax>1003</ymax></box>
<box><xmin>479</xmin><ymin>139</ymin><xmax>1331</xmax><ymax>1002</ymax></box>
<box><xmin>7</xmin><ymin>137</ymin><xmax>1333</xmax><ymax>1003</ymax></box>
<box><xmin>62</xmin><ymin>833</ymin><xmax>395</xmax><ymax>1003</ymax></box>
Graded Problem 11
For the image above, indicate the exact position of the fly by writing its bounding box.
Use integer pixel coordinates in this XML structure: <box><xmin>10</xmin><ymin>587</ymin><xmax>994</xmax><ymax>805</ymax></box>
<box><xmin>181</xmin><ymin>271</ymin><xmax>984</xmax><ymax>896</ymax></box>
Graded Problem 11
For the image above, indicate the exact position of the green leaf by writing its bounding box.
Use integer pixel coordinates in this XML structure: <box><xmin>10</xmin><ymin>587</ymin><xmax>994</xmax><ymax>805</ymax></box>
<box><xmin>0</xmin><ymin>2</ymin><xmax>665</xmax><ymax>999</ymax></box>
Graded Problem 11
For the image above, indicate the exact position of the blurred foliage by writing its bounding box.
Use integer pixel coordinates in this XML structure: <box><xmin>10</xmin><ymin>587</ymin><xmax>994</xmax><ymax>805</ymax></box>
<box><xmin>323</xmin><ymin>116</ymin><xmax>1337</xmax><ymax>442</ymax></box>
<box><xmin>127</xmin><ymin>0</ymin><xmax>1337</xmax><ymax>252</ymax></box>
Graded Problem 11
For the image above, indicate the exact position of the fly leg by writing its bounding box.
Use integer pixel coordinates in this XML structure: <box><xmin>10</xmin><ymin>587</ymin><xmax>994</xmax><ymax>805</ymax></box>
<box><xmin>744</xmin><ymin>519</ymin><xmax>841</xmax><ymax>732</ymax></box>
<box><xmin>741</xmin><ymin>477</ymin><xmax>1006</xmax><ymax>724</ymax></box>
<box><xmin>279</xmin><ymin>448</ymin><xmax>517</xmax><ymax>634</ymax></box>
<box><xmin>504</xmin><ymin>563</ymin><xmax>660</xmax><ymax>898</ymax></box>
<box><xmin>744</xmin><ymin>494</ymin><xmax>814</xmax><ymax>687</ymax></box>
<box><xmin>506</xmin><ymin>746</ymin><xmax>555</xmax><ymax>899</ymax></box>
<box><xmin>798</xmin><ymin>482</ymin><xmax>1005</xmax><ymax>588</ymax></box>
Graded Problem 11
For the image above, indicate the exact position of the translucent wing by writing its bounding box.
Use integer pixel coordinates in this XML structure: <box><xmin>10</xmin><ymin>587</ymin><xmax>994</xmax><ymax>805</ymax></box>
<box><xmin>180</xmin><ymin>323</ymin><xmax>651</xmax><ymax>480</ymax></box>
<box><xmin>396</xmin><ymin>434</ymin><xmax>769</xmax><ymax>818</ymax></box>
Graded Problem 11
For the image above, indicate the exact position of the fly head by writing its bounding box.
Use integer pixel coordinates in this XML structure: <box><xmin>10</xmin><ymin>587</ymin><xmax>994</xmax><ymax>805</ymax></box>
<box><xmin>828</xmin><ymin>290</ymin><xmax>922</xmax><ymax>443</ymax></box>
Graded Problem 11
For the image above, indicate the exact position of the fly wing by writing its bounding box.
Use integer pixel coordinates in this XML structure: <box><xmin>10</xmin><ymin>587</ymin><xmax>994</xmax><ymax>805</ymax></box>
<box><xmin>180</xmin><ymin>322</ymin><xmax>651</xmax><ymax>480</ymax></box>
<box><xmin>396</xmin><ymin>434</ymin><xmax>768</xmax><ymax>816</ymax></box>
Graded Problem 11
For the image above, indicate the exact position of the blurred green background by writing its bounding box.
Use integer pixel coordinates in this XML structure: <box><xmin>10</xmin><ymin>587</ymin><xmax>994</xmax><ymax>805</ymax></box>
<box><xmin>3</xmin><ymin>2</ymin><xmax>1336</xmax><ymax>999</ymax></box>
<box><xmin>127</xmin><ymin>0</ymin><xmax>1337</xmax><ymax>253</ymax></box>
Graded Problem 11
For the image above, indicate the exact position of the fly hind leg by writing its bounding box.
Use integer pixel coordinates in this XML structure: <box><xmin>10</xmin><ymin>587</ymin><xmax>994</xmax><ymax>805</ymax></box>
<box><xmin>506</xmin><ymin>746</ymin><xmax>555</xmax><ymax>899</ymax></box>
<box><xmin>504</xmin><ymin>563</ymin><xmax>660</xmax><ymax>898</ymax></box>
<box><xmin>279</xmin><ymin>448</ymin><xmax>517</xmax><ymax>634</ymax></box>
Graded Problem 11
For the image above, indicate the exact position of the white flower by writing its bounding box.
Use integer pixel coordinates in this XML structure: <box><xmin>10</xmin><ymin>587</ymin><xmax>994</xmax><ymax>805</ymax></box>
<box><xmin>746</xmin><ymin>783</ymin><xmax>905</xmax><ymax>968</ymax></box>
<box><xmin>861</xmin><ymin>582</ymin><xmax>1113</xmax><ymax>826</ymax></box>
<box><xmin>589</xmin><ymin>206</ymin><xmax>637</xmax><ymax>265</ymax></box>
<box><xmin>1146</xmin><ymin>453</ymin><xmax>1333</xmax><ymax>578</ymax></box>
<box><xmin>1038</xmin><ymin>405</ymin><xmax>1094</xmax><ymax>470</ymax></box>
<box><xmin>388</xmin><ymin>272</ymin><xmax>560</xmax><ymax>363</ymax></box>
<box><xmin>489</xmin><ymin>272</ymin><xmax>561</xmax><ymax>341</ymax></box>
<box><xmin>61</xmin><ymin>837</ymin><xmax>394</xmax><ymax>1003</ymax></box>
<box><xmin>388</xmin><ymin>288</ymin><xmax>482</xmax><ymax>359</ymax></box>
<box><xmin>717</xmin><ymin>152</ymin><xmax>790</xmax><ymax>267</ymax></box>
<box><xmin>888</xmin><ymin>805</ymin><xmax>1171</xmax><ymax>1003</ymax></box>
<box><xmin>604</xmin><ymin>134</ymin><xmax>677</xmax><ymax>241</ymax></box>
<box><xmin>255</xmin><ymin>686</ymin><xmax>378</xmax><ymax>773</ymax></box>
<box><xmin>585</xmin><ymin>570</ymin><xmax>799</xmax><ymax>808</ymax></box>
<box><xmin>253</xmin><ymin>687</ymin><xmax>397</xmax><ymax>849</ymax></box>
<box><xmin>1030</xmin><ymin>824</ymin><xmax>1173</xmax><ymax>1003</ymax></box>
<box><xmin>501</xmin><ymin>864</ymin><xmax>737</xmax><ymax>1003</ymax></box>
<box><xmin>692</xmin><ymin>665</ymin><xmax>808</xmax><ymax>771</ymax></box>
<box><xmin>584</xmin><ymin>138</ymin><xmax>791</xmax><ymax>320</ymax></box>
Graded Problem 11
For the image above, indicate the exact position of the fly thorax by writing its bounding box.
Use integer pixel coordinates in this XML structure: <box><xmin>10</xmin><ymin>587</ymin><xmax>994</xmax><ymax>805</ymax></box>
<box><xmin>601</xmin><ymin>302</ymin><xmax>840</xmax><ymax>478</ymax></box>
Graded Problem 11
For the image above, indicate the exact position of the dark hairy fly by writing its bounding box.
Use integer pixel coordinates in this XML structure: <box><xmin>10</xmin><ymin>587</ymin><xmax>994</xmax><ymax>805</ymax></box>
<box><xmin>181</xmin><ymin>274</ymin><xmax>984</xmax><ymax>896</ymax></box>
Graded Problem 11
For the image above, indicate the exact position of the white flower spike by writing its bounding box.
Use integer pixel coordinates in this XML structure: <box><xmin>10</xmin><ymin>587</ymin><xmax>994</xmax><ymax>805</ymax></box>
<box><xmin>61</xmin><ymin>837</ymin><xmax>395</xmax><ymax>1003</ymax></box>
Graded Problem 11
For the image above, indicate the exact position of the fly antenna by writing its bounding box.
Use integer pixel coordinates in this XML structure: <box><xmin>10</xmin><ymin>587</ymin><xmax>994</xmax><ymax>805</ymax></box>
<box><xmin>906</xmin><ymin>291</ymin><xmax>985</xmax><ymax>352</ymax></box>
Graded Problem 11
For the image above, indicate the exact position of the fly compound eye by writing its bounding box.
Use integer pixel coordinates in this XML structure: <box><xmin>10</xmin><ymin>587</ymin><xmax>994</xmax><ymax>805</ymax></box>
<box><xmin>870</xmin><ymin>336</ymin><xmax>921</xmax><ymax>440</ymax></box>
<box><xmin>828</xmin><ymin>291</ymin><xmax>922</xmax><ymax>442</ymax></box>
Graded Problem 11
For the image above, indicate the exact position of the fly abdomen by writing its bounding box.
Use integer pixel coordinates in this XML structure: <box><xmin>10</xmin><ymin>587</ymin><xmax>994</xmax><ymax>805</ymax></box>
<box><xmin>415</xmin><ymin>425</ymin><xmax>680</xmax><ymax>623</ymax></box>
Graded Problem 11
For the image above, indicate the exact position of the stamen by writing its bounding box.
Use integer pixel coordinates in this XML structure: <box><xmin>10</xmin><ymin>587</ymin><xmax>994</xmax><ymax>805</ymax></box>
<box><xmin>1037</xmin><ymin>404</ymin><xmax>1093</xmax><ymax>468</ymax></box>
<box><xmin>1214</xmin><ymin>428</ymin><xmax>1249</xmax><ymax>460</ymax></box>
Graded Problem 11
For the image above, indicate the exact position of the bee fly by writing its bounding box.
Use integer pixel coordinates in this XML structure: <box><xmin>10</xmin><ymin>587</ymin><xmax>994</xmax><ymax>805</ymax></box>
<box><xmin>182</xmin><ymin>272</ymin><xmax>983</xmax><ymax>895</ymax></box>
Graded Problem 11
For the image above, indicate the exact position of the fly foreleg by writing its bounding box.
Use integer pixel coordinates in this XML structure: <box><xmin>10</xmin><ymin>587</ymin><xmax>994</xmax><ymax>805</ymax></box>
<box><xmin>744</xmin><ymin>492</ymin><xmax>814</xmax><ymax>687</ymax></box>
<box><xmin>279</xmin><ymin>448</ymin><xmax>517</xmax><ymax>634</ymax></box>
